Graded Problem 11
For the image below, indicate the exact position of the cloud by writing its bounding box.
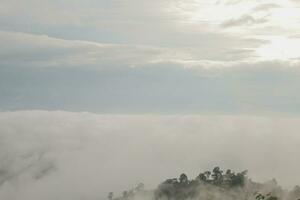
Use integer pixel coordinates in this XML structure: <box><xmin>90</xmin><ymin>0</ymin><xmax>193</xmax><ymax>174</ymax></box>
<box><xmin>0</xmin><ymin>31</ymin><xmax>192</xmax><ymax>68</ymax></box>
<box><xmin>0</xmin><ymin>111</ymin><xmax>300</xmax><ymax>200</ymax></box>
<box><xmin>1</xmin><ymin>0</ymin><xmax>296</xmax><ymax>52</ymax></box>
<box><xmin>253</xmin><ymin>3</ymin><xmax>281</xmax><ymax>12</ymax></box>
<box><xmin>290</xmin><ymin>0</ymin><xmax>300</xmax><ymax>4</ymax></box>
<box><xmin>221</xmin><ymin>15</ymin><xmax>268</xmax><ymax>28</ymax></box>
<box><xmin>0</xmin><ymin>30</ymin><xmax>269</xmax><ymax>69</ymax></box>
<box><xmin>1</xmin><ymin>28</ymin><xmax>297</xmax><ymax>93</ymax></box>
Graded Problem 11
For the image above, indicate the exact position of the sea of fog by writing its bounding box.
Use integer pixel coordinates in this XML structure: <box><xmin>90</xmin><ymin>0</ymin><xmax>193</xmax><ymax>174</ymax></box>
<box><xmin>0</xmin><ymin>111</ymin><xmax>299</xmax><ymax>200</ymax></box>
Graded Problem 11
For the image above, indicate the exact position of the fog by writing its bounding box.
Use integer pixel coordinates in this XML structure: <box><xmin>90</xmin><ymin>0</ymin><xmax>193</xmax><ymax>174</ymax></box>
<box><xmin>0</xmin><ymin>111</ymin><xmax>299</xmax><ymax>200</ymax></box>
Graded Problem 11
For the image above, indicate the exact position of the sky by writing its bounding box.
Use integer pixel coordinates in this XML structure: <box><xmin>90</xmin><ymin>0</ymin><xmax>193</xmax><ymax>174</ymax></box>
<box><xmin>1</xmin><ymin>1</ymin><xmax>300</xmax><ymax>199</ymax></box>
<box><xmin>1</xmin><ymin>0</ymin><xmax>300</xmax><ymax>113</ymax></box>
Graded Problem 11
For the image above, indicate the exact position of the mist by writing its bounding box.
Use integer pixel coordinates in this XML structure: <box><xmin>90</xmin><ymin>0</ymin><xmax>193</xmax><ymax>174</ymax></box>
<box><xmin>0</xmin><ymin>111</ymin><xmax>299</xmax><ymax>200</ymax></box>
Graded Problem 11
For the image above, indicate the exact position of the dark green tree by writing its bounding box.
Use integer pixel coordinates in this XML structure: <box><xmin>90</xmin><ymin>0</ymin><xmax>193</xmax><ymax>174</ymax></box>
<box><xmin>212</xmin><ymin>166</ymin><xmax>223</xmax><ymax>185</ymax></box>
<box><xmin>179</xmin><ymin>173</ymin><xmax>188</xmax><ymax>185</ymax></box>
<box><xmin>204</xmin><ymin>171</ymin><xmax>211</xmax><ymax>180</ymax></box>
<box><xmin>196</xmin><ymin>173</ymin><xmax>207</xmax><ymax>181</ymax></box>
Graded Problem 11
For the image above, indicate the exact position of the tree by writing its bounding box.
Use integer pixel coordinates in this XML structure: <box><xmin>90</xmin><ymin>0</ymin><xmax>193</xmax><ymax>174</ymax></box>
<box><xmin>108</xmin><ymin>192</ymin><xmax>113</xmax><ymax>200</ymax></box>
<box><xmin>267</xmin><ymin>196</ymin><xmax>278</xmax><ymax>200</ymax></box>
<box><xmin>292</xmin><ymin>185</ymin><xmax>300</xmax><ymax>196</ymax></box>
<box><xmin>288</xmin><ymin>185</ymin><xmax>300</xmax><ymax>200</ymax></box>
<box><xmin>204</xmin><ymin>171</ymin><xmax>211</xmax><ymax>180</ymax></box>
<box><xmin>255</xmin><ymin>193</ymin><xmax>265</xmax><ymax>200</ymax></box>
<box><xmin>179</xmin><ymin>173</ymin><xmax>188</xmax><ymax>184</ymax></box>
<box><xmin>224</xmin><ymin>169</ymin><xmax>234</xmax><ymax>184</ymax></box>
<box><xmin>197</xmin><ymin>173</ymin><xmax>207</xmax><ymax>181</ymax></box>
<box><xmin>117</xmin><ymin>167</ymin><xmax>254</xmax><ymax>200</ymax></box>
<box><xmin>255</xmin><ymin>192</ymin><xmax>278</xmax><ymax>200</ymax></box>
<box><xmin>123</xmin><ymin>191</ymin><xmax>128</xmax><ymax>199</ymax></box>
<box><xmin>136</xmin><ymin>183</ymin><xmax>145</xmax><ymax>192</ymax></box>
<box><xmin>231</xmin><ymin>170</ymin><xmax>247</xmax><ymax>187</ymax></box>
<box><xmin>212</xmin><ymin>166</ymin><xmax>223</xmax><ymax>185</ymax></box>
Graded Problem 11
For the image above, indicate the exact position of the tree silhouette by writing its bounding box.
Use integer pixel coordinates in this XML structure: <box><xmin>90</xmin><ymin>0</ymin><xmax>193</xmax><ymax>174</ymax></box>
<box><xmin>136</xmin><ymin>183</ymin><xmax>145</xmax><ymax>192</ymax></box>
<box><xmin>212</xmin><ymin>166</ymin><xmax>223</xmax><ymax>185</ymax></box>
<box><xmin>111</xmin><ymin>167</ymin><xmax>294</xmax><ymax>200</ymax></box>
<box><xmin>179</xmin><ymin>173</ymin><xmax>188</xmax><ymax>185</ymax></box>
<box><xmin>108</xmin><ymin>192</ymin><xmax>113</xmax><ymax>200</ymax></box>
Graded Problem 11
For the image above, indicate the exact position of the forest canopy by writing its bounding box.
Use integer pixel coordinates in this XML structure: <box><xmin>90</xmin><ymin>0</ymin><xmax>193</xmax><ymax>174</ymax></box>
<box><xmin>109</xmin><ymin>167</ymin><xmax>300</xmax><ymax>200</ymax></box>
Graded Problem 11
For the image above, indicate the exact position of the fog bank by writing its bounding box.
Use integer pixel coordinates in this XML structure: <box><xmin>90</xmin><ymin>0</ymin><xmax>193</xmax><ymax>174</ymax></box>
<box><xmin>0</xmin><ymin>111</ymin><xmax>299</xmax><ymax>199</ymax></box>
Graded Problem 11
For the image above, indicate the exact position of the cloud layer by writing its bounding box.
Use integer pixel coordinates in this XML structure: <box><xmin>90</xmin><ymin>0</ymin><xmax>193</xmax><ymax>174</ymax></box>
<box><xmin>1</xmin><ymin>0</ymin><xmax>300</xmax><ymax>68</ymax></box>
<box><xmin>0</xmin><ymin>111</ymin><xmax>300</xmax><ymax>199</ymax></box>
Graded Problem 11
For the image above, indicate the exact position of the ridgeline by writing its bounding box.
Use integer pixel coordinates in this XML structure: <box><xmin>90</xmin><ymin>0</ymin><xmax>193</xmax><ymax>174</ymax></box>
<box><xmin>108</xmin><ymin>167</ymin><xmax>300</xmax><ymax>200</ymax></box>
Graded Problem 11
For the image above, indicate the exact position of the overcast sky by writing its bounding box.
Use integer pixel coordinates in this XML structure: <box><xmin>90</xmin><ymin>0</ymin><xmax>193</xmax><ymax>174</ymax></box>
<box><xmin>1</xmin><ymin>0</ymin><xmax>300</xmax><ymax>114</ymax></box>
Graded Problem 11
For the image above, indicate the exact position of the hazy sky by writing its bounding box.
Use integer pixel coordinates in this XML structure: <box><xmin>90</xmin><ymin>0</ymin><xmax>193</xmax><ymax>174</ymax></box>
<box><xmin>1</xmin><ymin>0</ymin><xmax>300</xmax><ymax>113</ymax></box>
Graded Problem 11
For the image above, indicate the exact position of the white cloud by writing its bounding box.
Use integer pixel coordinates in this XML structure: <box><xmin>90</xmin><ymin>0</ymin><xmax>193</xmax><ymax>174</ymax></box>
<box><xmin>0</xmin><ymin>111</ymin><xmax>300</xmax><ymax>199</ymax></box>
<box><xmin>1</xmin><ymin>0</ymin><xmax>299</xmax><ymax>67</ymax></box>
<box><xmin>253</xmin><ymin>3</ymin><xmax>282</xmax><ymax>12</ymax></box>
<box><xmin>221</xmin><ymin>15</ymin><xmax>268</xmax><ymax>28</ymax></box>
<box><xmin>2</xmin><ymin>30</ymin><xmax>298</xmax><ymax>70</ymax></box>
<box><xmin>256</xmin><ymin>36</ymin><xmax>300</xmax><ymax>60</ymax></box>
<box><xmin>0</xmin><ymin>31</ymin><xmax>193</xmax><ymax>68</ymax></box>
<box><xmin>1</xmin><ymin>0</ymin><xmax>300</xmax><ymax>65</ymax></box>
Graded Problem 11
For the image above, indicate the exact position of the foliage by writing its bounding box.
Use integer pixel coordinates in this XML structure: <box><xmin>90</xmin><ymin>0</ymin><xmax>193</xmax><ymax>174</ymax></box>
<box><xmin>109</xmin><ymin>167</ymin><xmax>299</xmax><ymax>200</ymax></box>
